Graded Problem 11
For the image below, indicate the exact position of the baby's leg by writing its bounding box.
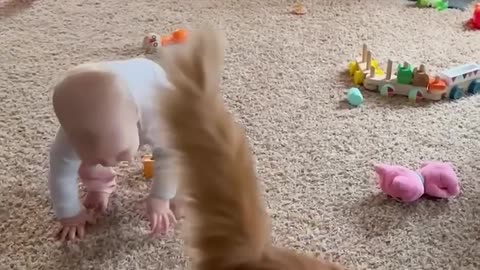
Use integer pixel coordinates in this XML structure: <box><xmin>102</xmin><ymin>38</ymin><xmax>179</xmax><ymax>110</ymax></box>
<box><xmin>78</xmin><ymin>163</ymin><xmax>116</xmax><ymax>212</ymax></box>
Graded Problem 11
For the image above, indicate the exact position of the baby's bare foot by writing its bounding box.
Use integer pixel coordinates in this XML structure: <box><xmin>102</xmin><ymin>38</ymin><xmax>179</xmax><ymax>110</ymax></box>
<box><xmin>83</xmin><ymin>191</ymin><xmax>111</xmax><ymax>213</ymax></box>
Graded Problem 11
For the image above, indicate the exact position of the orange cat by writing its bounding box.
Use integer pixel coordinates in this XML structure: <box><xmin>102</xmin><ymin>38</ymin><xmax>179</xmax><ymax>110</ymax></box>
<box><xmin>157</xmin><ymin>25</ymin><xmax>346</xmax><ymax>270</ymax></box>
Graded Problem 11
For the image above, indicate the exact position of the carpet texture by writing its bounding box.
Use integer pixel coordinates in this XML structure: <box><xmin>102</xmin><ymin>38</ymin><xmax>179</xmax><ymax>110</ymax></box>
<box><xmin>1</xmin><ymin>0</ymin><xmax>480</xmax><ymax>269</ymax></box>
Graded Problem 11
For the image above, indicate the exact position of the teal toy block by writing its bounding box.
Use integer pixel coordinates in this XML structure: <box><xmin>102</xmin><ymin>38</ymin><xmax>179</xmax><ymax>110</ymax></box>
<box><xmin>346</xmin><ymin>87</ymin><xmax>363</xmax><ymax>107</ymax></box>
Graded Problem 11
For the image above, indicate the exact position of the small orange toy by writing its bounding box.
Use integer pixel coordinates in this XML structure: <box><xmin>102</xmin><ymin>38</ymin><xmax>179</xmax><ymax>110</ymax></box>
<box><xmin>291</xmin><ymin>2</ymin><xmax>307</xmax><ymax>15</ymax></box>
<box><xmin>142</xmin><ymin>154</ymin><xmax>154</xmax><ymax>179</ymax></box>
<box><xmin>142</xmin><ymin>29</ymin><xmax>188</xmax><ymax>54</ymax></box>
<box><xmin>161</xmin><ymin>29</ymin><xmax>188</xmax><ymax>46</ymax></box>
<box><xmin>427</xmin><ymin>76</ymin><xmax>447</xmax><ymax>92</ymax></box>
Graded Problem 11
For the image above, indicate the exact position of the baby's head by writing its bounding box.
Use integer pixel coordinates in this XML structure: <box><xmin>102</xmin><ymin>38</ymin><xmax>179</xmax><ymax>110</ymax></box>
<box><xmin>53</xmin><ymin>66</ymin><xmax>140</xmax><ymax>166</ymax></box>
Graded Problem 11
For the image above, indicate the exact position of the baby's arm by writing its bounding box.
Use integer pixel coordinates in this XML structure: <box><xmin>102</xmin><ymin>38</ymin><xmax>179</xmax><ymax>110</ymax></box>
<box><xmin>142</xmin><ymin>59</ymin><xmax>179</xmax><ymax>235</ymax></box>
<box><xmin>145</xmin><ymin>146</ymin><xmax>179</xmax><ymax>236</ymax></box>
<box><xmin>48</xmin><ymin>128</ymin><xmax>82</xmax><ymax>219</ymax></box>
<box><xmin>149</xmin><ymin>61</ymin><xmax>178</xmax><ymax>201</ymax></box>
<box><xmin>149</xmin><ymin>147</ymin><xmax>178</xmax><ymax>200</ymax></box>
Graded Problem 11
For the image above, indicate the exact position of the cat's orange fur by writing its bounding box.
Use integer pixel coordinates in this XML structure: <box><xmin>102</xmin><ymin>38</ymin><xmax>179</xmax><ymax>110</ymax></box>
<box><xmin>157</xmin><ymin>25</ymin><xmax>346</xmax><ymax>270</ymax></box>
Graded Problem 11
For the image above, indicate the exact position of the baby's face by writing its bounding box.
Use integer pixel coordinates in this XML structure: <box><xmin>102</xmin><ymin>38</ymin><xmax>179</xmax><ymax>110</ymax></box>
<box><xmin>68</xmin><ymin>117</ymin><xmax>140</xmax><ymax>167</ymax></box>
<box><xmin>53</xmin><ymin>67</ymin><xmax>142</xmax><ymax>167</ymax></box>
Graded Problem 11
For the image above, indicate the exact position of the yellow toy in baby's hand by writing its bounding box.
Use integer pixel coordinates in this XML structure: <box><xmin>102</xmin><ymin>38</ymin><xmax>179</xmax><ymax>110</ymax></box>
<box><xmin>142</xmin><ymin>154</ymin><xmax>154</xmax><ymax>179</ymax></box>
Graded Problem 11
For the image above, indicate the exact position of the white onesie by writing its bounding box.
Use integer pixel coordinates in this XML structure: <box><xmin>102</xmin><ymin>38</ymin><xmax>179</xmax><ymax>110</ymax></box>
<box><xmin>48</xmin><ymin>58</ymin><xmax>176</xmax><ymax>219</ymax></box>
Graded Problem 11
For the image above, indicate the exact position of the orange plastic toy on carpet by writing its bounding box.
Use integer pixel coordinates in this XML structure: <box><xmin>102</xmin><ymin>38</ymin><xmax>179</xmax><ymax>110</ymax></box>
<box><xmin>161</xmin><ymin>28</ymin><xmax>188</xmax><ymax>46</ymax></box>
<box><xmin>142</xmin><ymin>29</ymin><xmax>188</xmax><ymax>54</ymax></box>
<box><xmin>291</xmin><ymin>2</ymin><xmax>307</xmax><ymax>15</ymax></box>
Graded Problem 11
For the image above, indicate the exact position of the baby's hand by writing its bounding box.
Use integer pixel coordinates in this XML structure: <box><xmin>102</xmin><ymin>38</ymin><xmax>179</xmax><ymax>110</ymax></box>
<box><xmin>83</xmin><ymin>191</ymin><xmax>111</xmax><ymax>213</ymax></box>
<box><xmin>57</xmin><ymin>208</ymin><xmax>96</xmax><ymax>242</ymax></box>
<box><xmin>146</xmin><ymin>197</ymin><xmax>177</xmax><ymax>236</ymax></box>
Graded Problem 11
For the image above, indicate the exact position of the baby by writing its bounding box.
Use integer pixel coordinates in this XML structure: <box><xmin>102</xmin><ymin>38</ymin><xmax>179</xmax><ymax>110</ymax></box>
<box><xmin>48</xmin><ymin>57</ymin><xmax>178</xmax><ymax>241</ymax></box>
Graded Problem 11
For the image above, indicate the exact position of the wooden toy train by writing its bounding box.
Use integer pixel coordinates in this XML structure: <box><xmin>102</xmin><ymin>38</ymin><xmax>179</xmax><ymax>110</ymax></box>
<box><xmin>348</xmin><ymin>44</ymin><xmax>480</xmax><ymax>102</ymax></box>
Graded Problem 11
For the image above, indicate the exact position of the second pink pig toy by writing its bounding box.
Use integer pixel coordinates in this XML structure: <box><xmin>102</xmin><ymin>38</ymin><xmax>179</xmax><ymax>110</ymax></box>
<box><xmin>374</xmin><ymin>161</ymin><xmax>460</xmax><ymax>202</ymax></box>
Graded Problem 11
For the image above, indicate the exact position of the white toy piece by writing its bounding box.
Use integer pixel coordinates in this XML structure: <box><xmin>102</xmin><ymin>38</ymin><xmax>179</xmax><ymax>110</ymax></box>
<box><xmin>437</xmin><ymin>63</ymin><xmax>480</xmax><ymax>100</ymax></box>
<box><xmin>142</xmin><ymin>33</ymin><xmax>160</xmax><ymax>54</ymax></box>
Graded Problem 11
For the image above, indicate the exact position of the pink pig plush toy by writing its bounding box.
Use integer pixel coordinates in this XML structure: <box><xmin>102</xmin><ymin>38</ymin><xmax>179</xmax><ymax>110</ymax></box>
<box><xmin>374</xmin><ymin>161</ymin><xmax>460</xmax><ymax>202</ymax></box>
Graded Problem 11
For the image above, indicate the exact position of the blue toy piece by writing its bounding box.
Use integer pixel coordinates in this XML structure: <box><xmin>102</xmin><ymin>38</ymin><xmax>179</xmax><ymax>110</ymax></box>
<box><xmin>449</xmin><ymin>86</ymin><xmax>463</xmax><ymax>100</ymax></box>
<box><xmin>468</xmin><ymin>79</ymin><xmax>480</xmax><ymax>95</ymax></box>
<box><xmin>346</xmin><ymin>87</ymin><xmax>363</xmax><ymax>107</ymax></box>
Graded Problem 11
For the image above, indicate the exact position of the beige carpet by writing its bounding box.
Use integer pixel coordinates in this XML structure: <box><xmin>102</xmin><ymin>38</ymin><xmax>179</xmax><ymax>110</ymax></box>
<box><xmin>1</xmin><ymin>0</ymin><xmax>480</xmax><ymax>269</ymax></box>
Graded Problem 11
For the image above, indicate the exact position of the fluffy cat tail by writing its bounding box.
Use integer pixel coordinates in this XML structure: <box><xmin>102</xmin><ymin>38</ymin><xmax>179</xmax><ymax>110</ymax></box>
<box><xmin>157</xmin><ymin>25</ymin><xmax>271</xmax><ymax>269</ymax></box>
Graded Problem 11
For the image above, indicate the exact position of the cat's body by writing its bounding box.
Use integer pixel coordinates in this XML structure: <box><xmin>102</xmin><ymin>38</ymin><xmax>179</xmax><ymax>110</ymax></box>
<box><xmin>157</xmin><ymin>25</ymin><xmax>345</xmax><ymax>270</ymax></box>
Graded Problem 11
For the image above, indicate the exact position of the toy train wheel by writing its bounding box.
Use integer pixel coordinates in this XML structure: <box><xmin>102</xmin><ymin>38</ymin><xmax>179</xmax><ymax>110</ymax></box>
<box><xmin>408</xmin><ymin>88</ymin><xmax>423</xmax><ymax>102</ymax></box>
<box><xmin>353</xmin><ymin>70</ymin><xmax>364</xmax><ymax>85</ymax></box>
<box><xmin>449</xmin><ymin>86</ymin><xmax>462</xmax><ymax>100</ymax></box>
<box><xmin>467</xmin><ymin>79</ymin><xmax>480</xmax><ymax>95</ymax></box>
<box><xmin>379</xmin><ymin>84</ymin><xmax>395</xmax><ymax>97</ymax></box>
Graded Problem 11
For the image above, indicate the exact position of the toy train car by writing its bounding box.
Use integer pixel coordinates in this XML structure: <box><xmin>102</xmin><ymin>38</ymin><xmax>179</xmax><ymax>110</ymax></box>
<box><xmin>348</xmin><ymin>44</ymin><xmax>480</xmax><ymax>102</ymax></box>
<box><xmin>437</xmin><ymin>63</ymin><xmax>480</xmax><ymax>99</ymax></box>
